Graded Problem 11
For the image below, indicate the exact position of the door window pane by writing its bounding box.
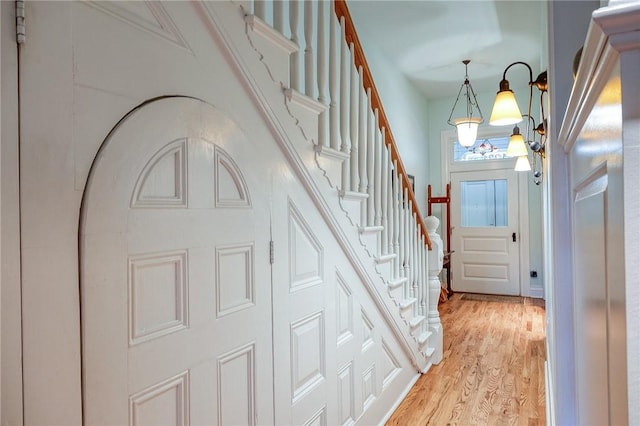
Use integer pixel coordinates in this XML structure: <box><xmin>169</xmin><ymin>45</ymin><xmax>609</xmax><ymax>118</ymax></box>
<box><xmin>460</xmin><ymin>179</ymin><xmax>508</xmax><ymax>227</ymax></box>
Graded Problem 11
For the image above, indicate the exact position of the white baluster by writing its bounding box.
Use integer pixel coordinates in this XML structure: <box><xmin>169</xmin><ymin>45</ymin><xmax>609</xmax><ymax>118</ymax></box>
<box><xmin>426</xmin><ymin>216</ymin><xmax>444</xmax><ymax>363</ymax></box>
<box><xmin>380</xmin><ymin>146</ymin><xmax>389</xmax><ymax>256</ymax></box>
<box><xmin>387</xmin><ymin>157</ymin><xmax>394</xmax><ymax>258</ymax></box>
<box><xmin>403</xmin><ymin>188</ymin><xmax>411</xmax><ymax>296</ymax></box>
<box><xmin>410</xmin><ymin>209</ymin><xmax>416</xmax><ymax>300</ymax></box>
<box><xmin>304</xmin><ymin>0</ymin><xmax>314</xmax><ymax>97</ymax></box>
<box><xmin>358</xmin><ymin>69</ymin><xmax>367</xmax><ymax>195</ymax></box>
<box><xmin>366</xmin><ymin>91</ymin><xmax>375</xmax><ymax>226</ymax></box>
<box><xmin>349</xmin><ymin>52</ymin><xmax>359</xmax><ymax>192</ymax></box>
<box><xmin>421</xmin><ymin>236</ymin><xmax>427</xmax><ymax>321</ymax></box>
<box><xmin>398</xmin><ymin>184</ymin><xmax>406</xmax><ymax>296</ymax></box>
<box><xmin>417</xmin><ymin>234</ymin><xmax>423</xmax><ymax>319</ymax></box>
<box><xmin>392</xmin><ymin>163</ymin><xmax>401</xmax><ymax>279</ymax></box>
<box><xmin>328</xmin><ymin>4</ymin><xmax>339</xmax><ymax>150</ymax></box>
<box><xmin>254</xmin><ymin>0</ymin><xmax>266</xmax><ymax>20</ymax></box>
<box><xmin>339</xmin><ymin>19</ymin><xmax>350</xmax><ymax>192</ymax></box>
<box><xmin>273</xmin><ymin>0</ymin><xmax>284</xmax><ymax>33</ymax></box>
<box><xmin>373</xmin><ymin>115</ymin><xmax>382</xmax><ymax>226</ymax></box>
<box><xmin>289</xmin><ymin>0</ymin><xmax>300</xmax><ymax>91</ymax></box>
<box><xmin>316</xmin><ymin>0</ymin><xmax>327</xmax><ymax>147</ymax></box>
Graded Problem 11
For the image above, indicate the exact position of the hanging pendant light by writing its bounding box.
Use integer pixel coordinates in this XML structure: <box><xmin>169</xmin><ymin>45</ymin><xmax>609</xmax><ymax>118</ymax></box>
<box><xmin>447</xmin><ymin>60</ymin><xmax>484</xmax><ymax>148</ymax></box>
<box><xmin>514</xmin><ymin>155</ymin><xmax>532</xmax><ymax>171</ymax></box>
<box><xmin>506</xmin><ymin>125</ymin><xmax>528</xmax><ymax>157</ymax></box>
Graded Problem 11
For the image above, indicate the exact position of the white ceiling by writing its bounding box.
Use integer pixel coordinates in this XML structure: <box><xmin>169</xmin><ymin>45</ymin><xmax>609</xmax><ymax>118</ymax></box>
<box><xmin>347</xmin><ymin>0</ymin><xmax>547</xmax><ymax>99</ymax></box>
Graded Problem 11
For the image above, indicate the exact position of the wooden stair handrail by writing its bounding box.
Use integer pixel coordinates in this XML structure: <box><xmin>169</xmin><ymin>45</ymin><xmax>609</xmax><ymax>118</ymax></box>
<box><xmin>334</xmin><ymin>0</ymin><xmax>432</xmax><ymax>249</ymax></box>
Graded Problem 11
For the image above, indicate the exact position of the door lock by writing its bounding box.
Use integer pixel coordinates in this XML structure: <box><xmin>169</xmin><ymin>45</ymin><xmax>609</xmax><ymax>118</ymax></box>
<box><xmin>512</xmin><ymin>232</ymin><xmax>517</xmax><ymax>242</ymax></box>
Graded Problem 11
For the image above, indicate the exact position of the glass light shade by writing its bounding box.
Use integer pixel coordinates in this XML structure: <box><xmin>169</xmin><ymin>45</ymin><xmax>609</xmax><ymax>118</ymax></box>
<box><xmin>506</xmin><ymin>134</ymin><xmax>528</xmax><ymax>157</ymax></box>
<box><xmin>514</xmin><ymin>155</ymin><xmax>531</xmax><ymax>171</ymax></box>
<box><xmin>454</xmin><ymin>117</ymin><xmax>482</xmax><ymax>147</ymax></box>
<box><xmin>489</xmin><ymin>90</ymin><xmax>523</xmax><ymax>126</ymax></box>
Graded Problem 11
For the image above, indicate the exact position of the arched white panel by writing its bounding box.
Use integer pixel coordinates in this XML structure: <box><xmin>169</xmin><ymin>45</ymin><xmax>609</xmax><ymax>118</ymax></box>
<box><xmin>215</xmin><ymin>146</ymin><xmax>251</xmax><ymax>208</ymax></box>
<box><xmin>131</xmin><ymin>139</ymin><xmax>188</xmax><ymax>208</ymax></box>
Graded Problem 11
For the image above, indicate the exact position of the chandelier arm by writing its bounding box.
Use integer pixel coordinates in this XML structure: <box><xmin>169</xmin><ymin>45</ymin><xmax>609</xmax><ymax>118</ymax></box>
<box><xmin>539</xmin><ymin>90</ymin><xmax>547</xmax><ymax>142</ymax></box>
<box><xmin>468</xmin><ymin>83</ymin><xmax>484</xmax><ymax>123</ymax></box>
<box><xmin>447</xmin><ymin>82</ymin><xmax>466</xmax><ymax>126</ymax></box>
<box><xmin>502</xmin><ymin>61</ymin><xmax>534</xmax><ymax>84</ymax></box>
<box><xmin>525</xmin><ymin>82</ymin><xmax>534</xmax><ymax>151</ymax></box>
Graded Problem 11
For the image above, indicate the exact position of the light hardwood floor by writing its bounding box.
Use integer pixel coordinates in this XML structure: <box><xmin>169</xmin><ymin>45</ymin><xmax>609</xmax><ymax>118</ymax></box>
<box><xmin>387</xmin><ymin>293</ymin><xmax>546</xmax><ymax>426</ymax></box>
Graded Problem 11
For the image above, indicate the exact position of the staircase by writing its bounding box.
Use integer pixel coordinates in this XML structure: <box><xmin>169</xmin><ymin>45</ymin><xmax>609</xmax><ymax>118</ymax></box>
<box><xmin>203</xmin><ymin>0</ymin><xmax>443</xmax><ymax>373</ymax></box>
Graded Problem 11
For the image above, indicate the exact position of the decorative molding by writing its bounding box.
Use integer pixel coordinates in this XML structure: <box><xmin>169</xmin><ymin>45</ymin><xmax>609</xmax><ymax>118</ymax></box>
<box><xmin>217</xmin><ymin>342</ymin><xmax>256</xmax><ymax>426</ymax></box>
<box><xmin>361</xmin><ymin>310</ymin><xmax>374</xmax><ymax>352</ymax></box>
<box><xmin>362</xmin><ymin>365</ymin><xmax>377</xmax><ymax>411</ymax></box>
<box><xmin>131</xmin><ymin>139</ymin><xmax>187</xmax><ymax>208</ymax></box>
<box><xmin>303</xmin><ymin>406</ymin><xmax>328</xmax><ymax>426</ymax></box>
<box><xmin>336</xmin><ymin>271</ymin><xmax>354</xmax><ymax>347</ymax></box>
<box><xmin>289</xmin><ymin>199</ymin><xmax>324</xmax><ymax>291</ymax></box>
<box><xmin>215</xmin><ymin>146</ymin><xmax>251</xmax><ymax>208</ymax></box>
<box><xmin>215</xmin><ymin>243</ymin><xmax>255</xmax><ymax>318</ymax></box>
<box><xmin>291</xmin><ymin>311</ymin><xmax>326</xmax><ymax>403</ymax></box>
<box><xmin>129</xmin><ymin>370</ymin><xmax>190</xmax><ymax>426</ymax></box>
<box><xmin>82</xmin><ymin>1</ymin><xmax>192</xmax><ymax>53</ymax></box>
<box><xmin>128</xmin><ymin>250</ymin><xmax>189</xmax><ymax>346</ymax></box>
<box><xmin>337</xmin><ymin>362</ymin><xmax>355</xmax><ymax>426</ymax></box>
<box><xmin>381</xmin><ymin>340</ymin><xmax>401</xmax><ymax>390</ymax></box>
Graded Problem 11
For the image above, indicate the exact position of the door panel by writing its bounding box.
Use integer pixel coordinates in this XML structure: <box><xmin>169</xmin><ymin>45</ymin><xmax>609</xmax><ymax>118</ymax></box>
<box><xmin>451</xmin><ymin>169</ymin><xmax>520</xmax><ymax>295</ymax></box>
<box><xmin>569</xmin><ymin>63</ymin><xmax>627</xmax><ymax>425</ymax></box>
<box><xmin>81</xmin><ymin>98</ymin><xmax>273</xmax><ymax>424</ymax></box>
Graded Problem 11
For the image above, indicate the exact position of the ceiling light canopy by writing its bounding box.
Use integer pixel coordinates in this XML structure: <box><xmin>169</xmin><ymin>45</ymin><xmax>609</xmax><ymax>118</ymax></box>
<box><xmin>447</xmin><ymin>60</ymin><xmax>484</xmax><ymax>148</ymax></box>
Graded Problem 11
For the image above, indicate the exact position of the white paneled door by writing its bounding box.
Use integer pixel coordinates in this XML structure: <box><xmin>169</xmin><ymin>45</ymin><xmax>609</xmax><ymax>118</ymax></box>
<box><xmin>81</xmin><ymin>98</ymin><xmax>274</xmax><ymax>424</ymax></box>
<box><xmin>450</xmin><ymin>169</ymin><xmax>520</xmax><ymax>295</ymax></box>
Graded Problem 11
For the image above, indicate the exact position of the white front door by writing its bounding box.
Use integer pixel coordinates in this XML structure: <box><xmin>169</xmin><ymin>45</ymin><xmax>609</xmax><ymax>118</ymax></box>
<box><xmin>450</xmin><ymin>169</ymin><xmax>520</xmax><ymax>295</ymax></box>
<box><xmin>81</xmin><ymin>98</ymin><xmax>274</xmax><ymax>424</ymax></box>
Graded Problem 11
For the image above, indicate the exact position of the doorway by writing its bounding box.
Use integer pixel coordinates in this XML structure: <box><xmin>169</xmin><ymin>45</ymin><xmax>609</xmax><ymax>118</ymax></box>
<box><xmin>440</xmin><ymin>130</ymin><xmax>534</xmax><ymax>297</ymax></box>
<box><xmin>450</xmin><ymin>169</ymin><xmax>520</xmax><ymax>295</ymax></box>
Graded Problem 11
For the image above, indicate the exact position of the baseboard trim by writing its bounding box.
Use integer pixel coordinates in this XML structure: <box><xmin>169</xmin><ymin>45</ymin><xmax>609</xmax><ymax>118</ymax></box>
<box><xmin>545</xmin><ymin>360</ymin><xmax>555</xmax><ymax>426</ymax></box>
<box><xmin>379</xmin><ymin>372</ymin><xmax>421</xmax><ymax>425</ymax></box>
<box><xmin>529</xmin><ymin>287</ymin><xmax>544</xmax><ymax>299</ymax></box>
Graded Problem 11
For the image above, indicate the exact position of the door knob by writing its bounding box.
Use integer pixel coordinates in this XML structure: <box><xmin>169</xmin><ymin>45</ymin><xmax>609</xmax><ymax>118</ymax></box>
<box><xmin>512</xmin><ymin>232</ymin><xmax>517</xmax><ymax>242</ymax></box>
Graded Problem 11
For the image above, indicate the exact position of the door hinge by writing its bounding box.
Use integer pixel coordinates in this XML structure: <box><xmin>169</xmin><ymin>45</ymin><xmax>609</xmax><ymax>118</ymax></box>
<box><xmin>269</xmin><ymin>240</ymin><xmax>274</xmax><ymax>264</ymax></box>
<box><xmin>16</xmin><ymin>0</ymin><xmax>25</xmax><ymax>44</ymax></box>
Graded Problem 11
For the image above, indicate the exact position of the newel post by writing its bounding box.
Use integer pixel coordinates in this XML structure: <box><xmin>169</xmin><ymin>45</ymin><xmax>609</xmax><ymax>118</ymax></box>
<box><xmin>425</xmin><ymin>216</ymin><xmax>443</xmax><ymax>364</ymax></box>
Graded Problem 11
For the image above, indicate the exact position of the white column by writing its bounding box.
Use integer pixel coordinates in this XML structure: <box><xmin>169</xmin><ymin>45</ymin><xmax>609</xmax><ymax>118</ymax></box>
<box><xmin>349</xmin><ymin>52</ymin><xmax>359</xmax><ymax>192</ymax></box>
<box><xmin>339</xmin><ymin>19</ymin><xmax>350</xmax><ymax>192</ymax></box>
<box><xmin>425</xmin><ymin>215</ymin><xmax>444</xmax><ymax>364</ymax></box>
<box><xmin>366</xmin><ymin>92</ymin><xmax>375</xmax><ymax>226</ymax></box>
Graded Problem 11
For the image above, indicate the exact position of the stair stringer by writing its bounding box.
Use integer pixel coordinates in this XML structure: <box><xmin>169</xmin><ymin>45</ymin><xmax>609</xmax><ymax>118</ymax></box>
<box><xmin>197</xmin><ymin>1</ymin><xmax>434</xmax><ymax>372</ymax></box>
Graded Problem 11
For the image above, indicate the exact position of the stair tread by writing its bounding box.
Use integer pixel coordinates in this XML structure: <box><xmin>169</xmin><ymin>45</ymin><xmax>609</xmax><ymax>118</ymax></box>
<box><xmin>314</xmin><ymin>144</ymin><xmax>350</xmax><ymax>161</ymax></box>
<box><xmin>418</xmin><ymin>330</ymin><xmax>433</xmax><ymax>345</ymax></box>
<box><xmin>376</xmin><ymin>253</ymin><xmax>397</xmax><ymax>264</ymax></box>
<box><xmin>388</xmin><ymin>277</ymin><xmax>407</xmax><ymax>289</ymax></box>
<box><xmin>341</xmin><ymin>190</ymin><xmax>369</xmax><ymax>201</ymax></box>
<box><xmin>409</xmin><ymin>315</ymin><xmax>425</xmax><ymax>328</ymax></box>
<box><xmin>360</xmin><ymin>225</ymin><xmax>384</xmax><ymax>233</ymax></box>
<box><xmin>399</xmin><ymin>297</ymin><xmax>417</xmax><ymax>309</ymax></box>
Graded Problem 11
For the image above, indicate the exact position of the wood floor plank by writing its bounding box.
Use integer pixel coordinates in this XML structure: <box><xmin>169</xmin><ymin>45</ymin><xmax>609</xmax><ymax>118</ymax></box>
<box><xmin>386</xmin><ymin>293</ymin><xmax>546</xmax><ymax>426</ymax></box>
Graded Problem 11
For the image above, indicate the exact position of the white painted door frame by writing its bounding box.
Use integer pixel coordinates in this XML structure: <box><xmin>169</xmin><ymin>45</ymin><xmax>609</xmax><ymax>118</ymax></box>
<box><xmin>440</xmin><ymin>128</ymin><xmax>531</xmax><ymax>296</ymax></box>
